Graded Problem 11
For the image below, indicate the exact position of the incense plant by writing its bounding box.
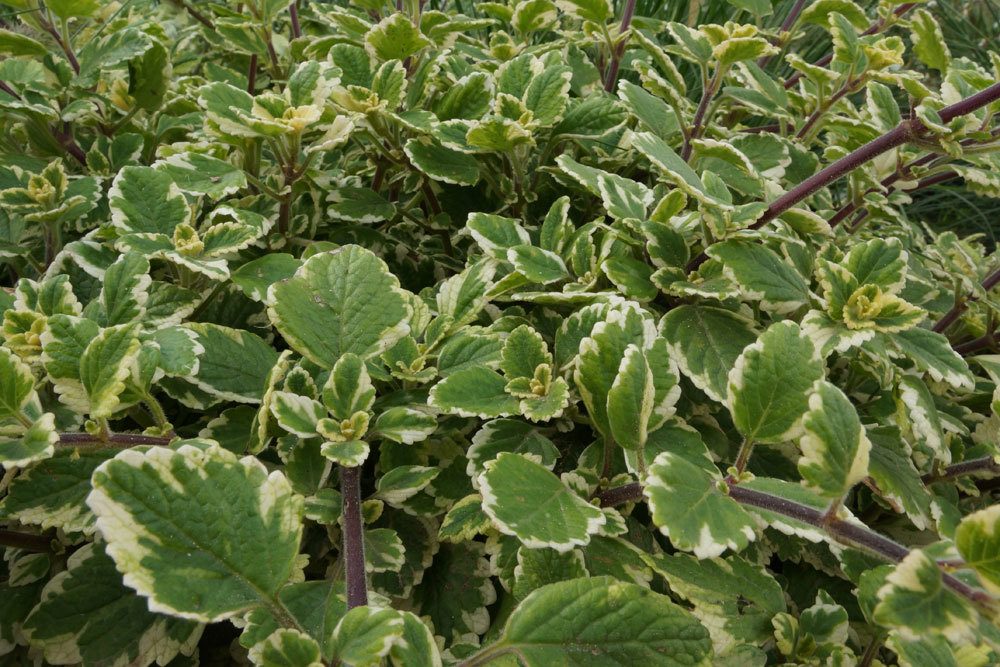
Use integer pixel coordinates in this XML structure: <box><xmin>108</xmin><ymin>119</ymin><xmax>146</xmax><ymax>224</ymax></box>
<box><xmin>1</xmin><ymin>0</ymin><xmax>1000</xmax><ymax>664</ymax></box>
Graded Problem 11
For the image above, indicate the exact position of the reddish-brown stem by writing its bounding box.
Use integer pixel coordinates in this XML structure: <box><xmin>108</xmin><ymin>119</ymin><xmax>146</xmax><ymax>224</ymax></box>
<box><xmin>796</xmin><ymin>81</ymin><xmax>853</xmax><ymax>140</ymax></box>
<box><xmin>340</xmin><ymin>465</ymin><xmax>368</xmax><ymax>609</ymax></box>
<box><xmin>41</xmin><ymin>16</ymin><xmax>79</xmax><ymax>75</ymax></box>
<box><xmin>757</xmin><ymin>0</ymin><xmax>808</xmax><ymax>69</ymax></box>
<box><xmin>953</xmin><ymin>332</ymin><xmax>997</xmax><ymax>356</ymax></box>
<box><xmin>603</xmin><ymin>0</ymin><xmax>637</xmax><ymax>93</ymax></box>
<box><xmin>58</xmin><ymin>432</ymin><xmax>173</xmax><ymax>447</ymax></box>
<box><xmin>933</xmin><ymin>267</ymin><xmax>1000</xmax><ymax>333</ymax></box>
<box><xmin>288</xmin><ymin>1</ymin><xmax>302</xmax><ymax>38</ymax></box>
<box><xmin>923</xmin><ymin>456</ymin><xmax>1000</xmax><ymax>483</ymax></box>
<box><xmin>0</xmin><ymin>529</ymin><xmax>53</xmax><ymax>553</ymax></box>
<box><xmin>784</xmin><ymin>3</ymin><xmax>916</xmax><ymax>89</ymax></box>
<box><xmin>685</xmin><ymin>81</ymin><xmax>1000</xmax><ymax>272</ymax></box>
<box><xmin>247</xmin><ymin>54</ymin><xmax>258</xmax><ymax>94</ymax></box>
<box><xmin>0</xmin><ymin>79</ymin><xmax>20</xmax><ymax>99</ymax></box>
<box><xmin>177</xmin><ymin>0</ymin><xmax>216</xmax><ymax>29</ymax></box>
<box><xmin>682</xmin><ymin>69</ymin><xmax>722</xmax><ymax>161</ymax></box>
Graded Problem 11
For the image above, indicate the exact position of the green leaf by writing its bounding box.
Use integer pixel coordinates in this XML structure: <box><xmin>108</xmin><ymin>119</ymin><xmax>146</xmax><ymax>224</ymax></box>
<box><xmin>80</xmin><ymin>324</ymin><xmax>141</xmax><ymax>418</ymax></box>
<box><xmin>404</xmin><ymin>138</ymin><xmax>480</xmax><ymax>185</ymax></box>
<box><xmin>523</xmin><ymin>64</ymin><xmax>572</xmax><ymax>127</ymax></box>
<box><xmin>429</xmin><ymin>366</ymin><xmax>519</xmax><ymax>418</ymax></box>
<box><xmin>798</xmin><ymin>381</ymin><xmax>871</xmax><ymax>499</ymax></box>
<box><xmin>155</xmin><ymin>153</ymin><xmax>248</xmax><ymax>200</ymax></box>
<box><xmin>87</xmin><ymin>442</ymin><xmax>304</xmax><ymax>622</ymax></box>
<box><xmin>501</xmin><ymin>325</ymin><xmax>551</xmax><ymax>380</ymax></box>
<box><xmin>268</xmin><ymin>246</ymin><xmax>411</xmax><ymax>368</ymax></box>
<box><xmin>109</xmin><ymin>166</ymin><xmax>188</xmax><ymax>236</ymax></box>
<box><xmin>0</xmin><ymin>412</ymin><xmax>57</xmax><ymax>468</ymax></box>
<box><xmin>0</xmin><ymin>448</ymin><xmax>115</xmax><ymax>535</ymax></box>
<box><xmin>231</xmin><ymin>254</ymin><xmax>302</xmax><ymax>303</ymax></box>
<box><xmin>659</xmin><ymin>305</ymin><xmax>757</xmax><ymax>403</ymax></box>
<box><xmin>373</xmin><ymin>407</ymin><xmax>437</xmax><ymax>444</ymax></box>
<box><xmin>0</xmin><ymin>345</ymin><xmax>35</xmax><ymax>422</ymax></box>
<box><xmin>365</xmin><ymin>13</ymin><xmax>431</xmax><ymax>61</ymax></box>
<box><xmin>0</xmin><ymin>29</ymin><xmax>48</xmax><ymax>57</ymax></box>
<box><xmin>249</xmin><ymin>629</ymin><xmax>323</xmax><ymax>667</ymax></box>
<box><xmin>873</xmin><ymin>549</ymin><xmax>977</xmax><ymax>642</ymax></box>
<box><xmin>331</xmin><ymin>607</ymin><xmax>405</xmax><ymax>666</ymax></box>
<box><xmin>910</xmin><ymin>9</ymin><xmax>950</xmax><ymax>72</ymax></box>
<box><xmin>45</xmin><ymin>0</ymin><xmax>100</xmax><ymax>20</ymax></box>
<box><xmin>645</xmin><ymin>443</ymin><xmax>756</xmax><ymax>558</ymax></box>
<box><xmin>728</xmin><ymin>321</ymin><xmax>824</xmax><ymax>443</ymax></box>
<box><xmin>128</xmin><ymin>40</ymin><xmax>171</xmax><ymax>112</ymax></box>
<box><xmin>185</xmin><ymin>323</ymin><xmax>279</xmax><ymax>404</ymax></box>
<box><xmin>554</xmin><ymin>0</ymin><xmax>612</xmax><ymax>24</ymax></box>
<box><xmin>479</xmin><ymin>452</ymin><xmax>605</xmax><ymax>551</ymax></box>
<box><xmin>955</xmin><ymin>506</ymin><xmax>1000</xmax><ymax>595</ymax></box>
<box><xmin>508</xmin><ymin>245</ymin><xmax>569</xmax><ymax>284</ymax></box>
<box><xmin>322</xmin><ymin>353</ymin><xmax>375</xmax><ymax>420</ymax></box>
<box><xmin>99</xmin><ymin>252</ymin><xmax>150</xmax><ymax>326</ymax></box>
<box><xmin>23</xmin><ymin>542</ymin><xmax>201</xmax><ymax>667</ymax></box>
<box><xmin>890</xmin><ymin>327</ymin><xmax>975</xmax><ymax>391</ymax></box>
<box><xmin>485</xmin><ymin>576</ymin><xmax>713</xmax><ymax>665</ymax></box>
<box><xmin>706</xmin><ymin>240</ymin><xmax>810</xmax><ymax>312</ymax></box>
<box><xmin>328</xmin><ymin>187</ymin><xmax>396</xmax><ymax>223</ymax></box>
<box><xmin>271</xmin><ymin>391</ymin><xmax>325</xmax><ymax>438</ymax></box>
<box><xmin>607</xmin><ymin>344</ymin><xmax>655</xmax><ymax>450</ymax></box>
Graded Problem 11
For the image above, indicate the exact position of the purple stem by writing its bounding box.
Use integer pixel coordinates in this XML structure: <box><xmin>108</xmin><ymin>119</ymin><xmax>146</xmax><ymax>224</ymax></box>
<box><xmin>341</xmin><ymin>465</ymin><xmax>368</xmax><ymax>609</ymax></box>
<box><xmin>603</xmin><ymin>0</ymin><xmax>637</xmax><ymax>94</ymax></box>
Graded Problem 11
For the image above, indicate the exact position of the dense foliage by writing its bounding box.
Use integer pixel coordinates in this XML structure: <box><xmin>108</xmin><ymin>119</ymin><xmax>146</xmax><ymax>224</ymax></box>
<box><xmin>1</xmin><ymin>0</ymin><xmax>1000</xmax><ymax>664</ymax></box>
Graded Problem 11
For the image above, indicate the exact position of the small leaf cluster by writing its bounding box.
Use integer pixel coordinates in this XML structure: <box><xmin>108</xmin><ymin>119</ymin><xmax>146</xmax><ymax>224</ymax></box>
<box><xmin>1</xmin><ymin>0</ymin><xmax>1000</xmax><ymax>665</ymax></box>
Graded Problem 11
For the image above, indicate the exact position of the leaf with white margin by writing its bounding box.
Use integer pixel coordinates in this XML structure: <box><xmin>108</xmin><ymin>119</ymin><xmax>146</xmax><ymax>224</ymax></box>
<box><xmin>23</xmin><ymin>542</ymin><xmax>202</xmax><ymax>667</ymax></box>
<box><xmin>270</xmin><ymin>391</ymin><xmax>325</xmax><ymax>438</ymax></box>
<box><xmin>798</xmin><ymin>381</ymin><xmax>871</xmax><ymax>499</ymax></box>
<box><xmin>231</xmin><ymin>254</ymin><xmax>302</xmax><ymax>303</ymax></box>
<box><xmin>955</xmin><ymin>505</ymin><xmax>1000</xmax><ymax>595</ymax></box>
<box><xmin>108</xmin><ymin>166</ymin><xmax>188</xmax><ymax>236</ymax></box>
<box><xmin>240</xmin><ymin>580</ymin><xmax>347</xmax><ymax>660</ymax></box>
<box><xmin>248</xmin><ymin>629</ymin><xmax>322</xmax><ymax>667</ymax></box>
<box><xmin>328</xmin><ymin>187</ymin><xmax>396</xmax><ymax>223</ymax></box>
<box><xmin>428</xmin><ymin>366</ymin><xmax>519</xmax><ymax>418</ymax></box>
<box><xmin>607</xmin><ymin>344</ymin><xmax>655</xmax><ymax>450</ymax></box>
<box><xmin>706</xmin><ymin>240</ymin><xmax>810</xmax><ymax>313</ymax></box>
<box><xmin>866</xmin><ymin>427</ymin><xmax>933</xmax><ymax>530</ymax></box>
<box><xmin>0</xmin><ymin>346</ymin><xmax>36</xmax><ymax>422</ymax></box>
<box><xmin>0</xmin><ymin>448</ymin><xmax>115</xmax><ymax>535</ymax></box>
<box><xmin>479</xmin><ymin>453</ymin><xmax>605</xmax><ymax>552</ymax></box>
<box><xmin>508</xmin><ymin>245</ymin><xmax>569</xmax><ymax>284</ymax></box>
<box><xmin>896</xmin><ymin>374</ymin><xmax>948</xmax><ymax>467</ymax></box>
<box><xmin>466</xmin><ymin>419</ymin><xmax>559</xmax><ymax>482</ymax></box>
<box><xmin>501</xmin><ymin>325</ymin><xmax>551</xmax><ymax>380</ymax></box>
<box><xmin>87</xmin><ymin>443</ymin><xmax>304</xmax><ymax>622</ymax></box>
<box><xmin>0</xmin><ymin>412</ymin><xmax>56</xmax><ymax>467</ymax></box>
<box><xmin>436</xmin><ymin>331</ymin><xmax>502</xmax><ymax>377</ymax></box>
<box><xmin>629</xmin><ymin>131</ymin><xmax>722</xmax><ymax>206</ymax></box>
<box><xmin>150</xmin><ymin>326</ymin><xmax>202</xmax><ymax>377</ymax></box>
<box><xmin>404</xmin><ymin>138</ymin><xmax>480</xmax><ymax>185</ymax></box>
<box><xmin>364</xmin><ymin>528</ymin><xmax>406</xmax><ymax>573</ymax></box>
<box><xmin>320</xmin><ymin>440</ymin><xmax>369</xmax><ymax>467</ymax></box>
<box><xmin>376</xmin><ymin>465</ymin><xmax>439</xmax><ymax>505</ymax></box>
<box><xmin>512</xmin><ymin>546</ymin><xmax>589</xmax><ymax>602</ymax></box>
<box><xmin>482</xmin><ymin>576</ymin><xmax>713</xmax><ymax>666</ymax></box>
<box><xmin>388</xmin><ymin>610</ymin><xmax>441</xmax><ymax>667</ymax></box>
<box><xmin>435</xmin><ymin>260</ymin><xmax>496</xmax><ymax>330</ymax></box>
<box><xmin>184</xmin><ymin>323</ymin><xmax>279</xmax><ymax>404</ymax></box>
<box><xmin>331</xmin><ymin>606</ymin><xmax>405</xmax><ymax>667</ymax></box>
<box><xmin>466</xmin><ymin>212</ymin><xmax>531</xmax><ymax>258</ymax></box>
<box><xmin>659</xmin><ymin>305</ymin><xmax>756</xmax><ymax>403</ymax></box>
<box><xmin>322</xmin><ymin>353</ymin><xmax>376</xmax><ymax>421</ymax></box>
<box><xmin>889</xmin><ymin>327</ymin><xmax>975</xmax><ymax>391</ymax></box>
<box><xmin>841</xmin><ymin>237</ymin><xmax>908</xmax><ymax>292</ymax></box>
<box><xmin>372</xmin><ymin>407</ymin><xmax>436</xmax><ymax>444</ymax></box>
<box><xmin>522</xmin><ymin>63</ymin><xmax>572</xmax><ymax>127</ymax></box>
<box><xmin>364</xmin><ymin>12</ymin><xmax>431</xmax><ymax>61</ymax></box>
<box><xmin>414</xmin><ymin>541</ymin><xmax>496</xmax><ymax>638</ymax></box>
<box><xmin>80</xmin><ymin>324</ymin><xmax>141</xmax><ymax>419</ymax></box>
<box><xmin>728</xmin><ymin>321</ymin><xmax>824</xmax><ymax>444</ymax></box>
<box><xmin>873</xmin><ymin>549</ymin><xmax>978</xmax><ymax>642</ymax></box>
<box><xmin>268</xmin><ymin>246</ymin><xmax>411</xmax><ymax>368</ymax></box>
<box><xmin>98</xmin><ymin>252</ymin><xmax>150</xmax><ymax>326</ymax></box>
<box><xmin>649</xmin><ymin>552</ymin><xmax>785</xmax><ymax>650</ymax></box>
<box><xmin>645</xmin><ymin>444</ymin><xmax>756</xmax><ymax>558</ymax></box>
<box><xmin>575</xmin><ymin>304</ymin><xmax>657</xmax><ymax>437</ymax></box>
<box><xmin>596</xmin><ymin>172</ymin><xmax>654</xmax><ymax>220</ymax></box>
<box><xmin>154</xmin><ymin>152</ymin><xmax>248</xmax><ymax>200</ymax></box>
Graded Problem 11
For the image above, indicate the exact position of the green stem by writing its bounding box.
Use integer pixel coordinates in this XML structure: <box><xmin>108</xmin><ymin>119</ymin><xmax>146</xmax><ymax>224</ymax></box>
<box><xmin>732</xmin><ymin>437</ymin><xmax>754</xmax><ymax>475</ymax></box>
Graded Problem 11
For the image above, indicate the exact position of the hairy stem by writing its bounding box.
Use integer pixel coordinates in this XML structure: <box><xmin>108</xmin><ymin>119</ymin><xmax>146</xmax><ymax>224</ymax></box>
<box><xmin>602</xmin><ymin>0</ymin><xmax>637</xmax><ymax>93</ymax></box>
<box><xmin>247</xmin><ymin>54</ymin><xmax>258</xmax><ymax>94</ymax></box>
<box><xmin>177</xmin><ymin>0</ymin><xmax>216</xmax><ymax>30</ymax></box>
<box><xmin>340</xmin><ymin>465</ymin><xmax>368</xmax><ymax>609</ymax></box>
